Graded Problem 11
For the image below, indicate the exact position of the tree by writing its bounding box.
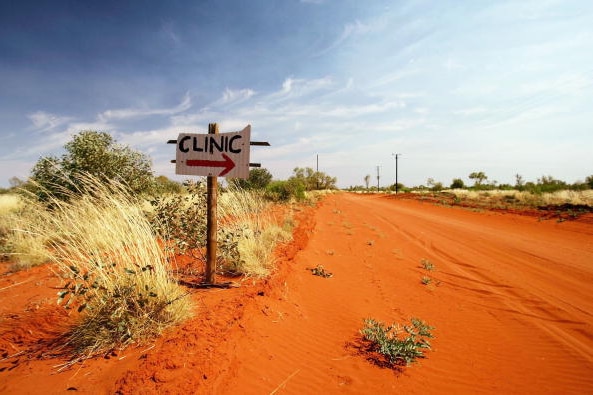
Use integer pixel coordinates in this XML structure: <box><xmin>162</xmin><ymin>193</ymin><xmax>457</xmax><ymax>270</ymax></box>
<box><xmin>427</xmin><ymin>178</ymin><xmax>443</xmax><ymax>192</ymax></box>
<box><xmin>364</xmin><ymin>175</ymin><xmax>371</xmax><ymax>189</ymax></box>
<box><xmin>586</xmin><ymin>175</ymin><xmax>593</xmax><ymax>189</ymax></box>
<box><xmin>515</xmin><ymin>174</ymin><xmax>525</xmax><ymax>190</ymax></box>
<box><xmin>450</xmin><ymin>178</ymin><xmax>465</xmax><ymax>189</ymax></box>
<box><xmin>535</xmin><ymin>175</ymin><xmax>567</xmax><ymax>193</ymax></box>
<box><xmin>229</xmin><ymin>168</ymin><xmax>273</xmax><ymax>190</ymax></box>
<box><xmin>389</xmin><ymin>183</ymin><xmax>405</xmax><ymax>192</ymax></box>
<box><xmin>8</xmin><ymin>177</ymin><xmax>25</xmax><ymax>189</ymax></box>
<box><xmin>30</xmin><ymin>130</ymin><xmax>154</xmax><ymax>201</ymax></box>
<box><xmin>469</xmin><ymin>171</ymin><xmax>487</xmax><ymax>187</ymax></box>
<box><xmin>290</xmin><ymin>167</ymin><xmax>337</xmax><ymax>190</ymax></box>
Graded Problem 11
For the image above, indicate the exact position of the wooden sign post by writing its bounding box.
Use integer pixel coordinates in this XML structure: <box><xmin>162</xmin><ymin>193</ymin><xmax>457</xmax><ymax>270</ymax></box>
<box><xmin>205</xmin><ymin>123</ymin><xmax>218</xmax><ymax>284</ymax></box>
<box><xmin>170</xmin><ymin>124</ymin><xmax>269</xmax><ymax>285</ymax></box>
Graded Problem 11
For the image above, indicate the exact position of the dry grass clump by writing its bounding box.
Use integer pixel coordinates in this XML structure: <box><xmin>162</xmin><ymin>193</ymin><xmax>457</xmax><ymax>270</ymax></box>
<box><xmin>538</xmin><ymin>190</ymin><xmax>593</xmax><ymax>206</ymax></box>
<box><xmin>0</xmin><ymin>194</ymin><xmax>23</xmax><ymax>215</ymax></box>
<box><xmin>19</xmin><ymin>175</ymin><xmax>192</xmax><ymax>362</ymax></box>
<box><xmin>0</xmin><ymin>194</ymin><xmax>49</xmax><ymax>268</ymax></box>
<box><xmin>448</xmin><ymin>189</ymin><xmax>593</xmax><ymax>208</ymax></box>
<box><xmin>219</xmin><ymin>186</ymin><xmax>292</xmax><ymax>277</ymax></box>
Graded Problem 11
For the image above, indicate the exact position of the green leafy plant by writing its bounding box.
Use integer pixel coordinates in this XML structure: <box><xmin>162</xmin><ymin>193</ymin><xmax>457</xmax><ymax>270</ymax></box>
<box><xmin>310</xmin><ymin>264</ymin><xmax>333</xmax><ymax>278</ymax></box>
<box><xmin>29</xmin><ymin>130</ymin><xmax>155</xmax><ymax>202</ymax></box>
<box><xmin>149</xmin><ymin>182</ymin><xmax>291</xmax><ymax>278</ymax></box>
<box><xmin>148</xmin><ymin>180</ymin><xmax>242</xmax><ymax>274</ymax></box>
<box><xmin>360</xmin><ymin>318</ymin><xmax>434</xmax><ymax>366</ymax></box>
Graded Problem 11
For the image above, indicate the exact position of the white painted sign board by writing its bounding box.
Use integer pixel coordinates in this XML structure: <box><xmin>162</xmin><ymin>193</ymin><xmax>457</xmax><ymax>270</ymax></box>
<box><xmin>175</xmin><ymin>125</ymin><xmax>251</xmax><ymax>179</ymax></box>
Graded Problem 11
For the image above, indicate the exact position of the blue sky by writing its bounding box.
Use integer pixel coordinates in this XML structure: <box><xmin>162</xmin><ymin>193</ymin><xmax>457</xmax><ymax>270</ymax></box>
<box><xmin>1</xmin><ymin>0</ymin><xmax>592</xmax><ymax>189</ymax></box>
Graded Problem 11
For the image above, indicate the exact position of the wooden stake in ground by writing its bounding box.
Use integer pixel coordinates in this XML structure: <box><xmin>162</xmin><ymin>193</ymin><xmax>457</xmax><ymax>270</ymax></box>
<box><xmin>205</xmin><ymin>123</ymin><xmax>218</xmax><ymax>284</ymax></box>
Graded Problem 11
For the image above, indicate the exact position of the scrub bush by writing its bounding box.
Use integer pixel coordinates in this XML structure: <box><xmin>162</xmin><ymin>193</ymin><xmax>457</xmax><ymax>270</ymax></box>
<box><xmin>360</xmin><ymin>317</ymin><xmax>434</xmax><ymax>366</ymax></box>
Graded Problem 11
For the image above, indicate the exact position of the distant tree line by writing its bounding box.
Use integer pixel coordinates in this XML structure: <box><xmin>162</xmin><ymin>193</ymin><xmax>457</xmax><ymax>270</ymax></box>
<box><xmin>347</xmin><ymin>171</ymin><xmax>593</xmax><ymax>193</ymax></box>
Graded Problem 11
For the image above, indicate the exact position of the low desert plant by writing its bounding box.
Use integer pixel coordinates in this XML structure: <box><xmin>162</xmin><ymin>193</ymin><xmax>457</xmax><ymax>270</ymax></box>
<box><xmin>310</xmin><ymin>264</ymin><xmax>333</xmax><ymax>278</ymax></box>
<box><xmin>148</xmin><ymin>180</ymin><xmax>242</xmax><ymax>273</ymax></box>
<box><xmin>219</xmin><ymin>185</ymin><xmax>293</xmax><ymax>276</ymax></box>
<box><xmin>360</xmin><ymin>317</ymin><xmax>434</xmax><ymax>366</ymax></box>
<box><xmin>20</xmin><ymin>174</ymin><xmax>192</xmax><ymax>361</ymax></box>
<box><xmin>420</xmin><ymin>258</ymin><xmax>434</xmax><ymax>271</ymax></box>
<box><xmin>421</xmin><ymin>276</ymin><xmax>432</xmax><ymax>285</ymax></box>
<box><xmin>149</xmin><ymin>183</ymin><xmax>292</xmax><ymax>278</ymax></box>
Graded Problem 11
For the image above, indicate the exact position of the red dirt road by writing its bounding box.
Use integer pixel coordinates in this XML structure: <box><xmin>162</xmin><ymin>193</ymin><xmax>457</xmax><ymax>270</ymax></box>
<box><xmin>217</xmin><ymin>193</ymin><xmax>593</xmax><ymax>394</ymax></box>
<box><xmin>2</xmin><ymin>192</ymin><xmax>593</xmax><ymax>394</ymax></box>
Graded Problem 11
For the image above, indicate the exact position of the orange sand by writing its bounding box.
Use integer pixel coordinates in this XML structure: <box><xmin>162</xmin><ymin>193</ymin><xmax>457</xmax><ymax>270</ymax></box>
<box><xmin>1</xmin><ymin>193</ymin><xmax>592</xmax><ymax>394</ymax></box>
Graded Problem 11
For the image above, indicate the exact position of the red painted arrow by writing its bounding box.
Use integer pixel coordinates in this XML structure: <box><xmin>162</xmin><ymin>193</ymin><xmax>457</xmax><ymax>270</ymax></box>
<box><xmin>187</xmin><ymin>153</ymin><xmax>236</xmax><ymax>176</ymax></box>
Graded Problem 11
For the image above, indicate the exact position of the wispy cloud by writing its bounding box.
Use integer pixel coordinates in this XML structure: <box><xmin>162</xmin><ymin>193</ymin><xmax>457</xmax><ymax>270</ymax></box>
<box><xmin>98</xmin><ymin>92</ymin><xmax>192</xmax><ymax>122</ymax></box>
<box><xmin>216</xmin><ymin>88</ymin><xmax>256</xmax><ymax>106</ymax></box>
<box><xmin>315</xmin><ymin>20</ymin><xmax>374</xmax><ymax>56</ymax></box>
<box><xmin>269</xmin><ymin>76</ymin><xmax>334</xmax><ymax>103</ymax></box>
<box><xmin>28</xmin><ymin>111</ymin><xmax>73</xmax><ymax>132</ymax></box>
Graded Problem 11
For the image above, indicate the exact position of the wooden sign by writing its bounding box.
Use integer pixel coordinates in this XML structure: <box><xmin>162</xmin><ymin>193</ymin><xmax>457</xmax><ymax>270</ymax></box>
<box><xmin>175</xmin><ymin>125</ymin><xmax>251</xmax><ymax>179</ymax></box>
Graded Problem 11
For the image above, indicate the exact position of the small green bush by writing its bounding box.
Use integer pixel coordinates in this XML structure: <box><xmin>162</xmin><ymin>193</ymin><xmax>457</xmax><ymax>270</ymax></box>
<box><xmin>148</xmin><ymin>180</ymin><xmax>241</xmax><ymax>272</ymax></box>
<box><xmin>360</xmin><ymin>317</ymin><xmax>434</xmax><ymax>366</ymax></box>
<box><xmin>265</xmin><ymin>180</ymin><xmax>305</xmax><ymax>202</ymax></box>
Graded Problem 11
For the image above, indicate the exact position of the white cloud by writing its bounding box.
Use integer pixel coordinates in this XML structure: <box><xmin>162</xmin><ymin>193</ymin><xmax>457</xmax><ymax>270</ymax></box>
<box><xmin>272</xmin><ymin>76</ymin><xmax>334</xmax><ymax>101</ymax></box>
<box><xmin>282</xmin><ymin>78</ymin><xmax>294</xmax><ymax>93</ymax></box>
<box><xmin>28</xmin><ymin>111</ymin><xmax>73</xmax><ymax>132</ymax></box>
<box><xmin>98</xmin><ymin>92</ymin><xmax>192</xmax><ymax>122</ymax></box>
<box><xmin>217</xmin><ymin>88</ymin><xmax>256</xmax><ymax>105</ymax></box>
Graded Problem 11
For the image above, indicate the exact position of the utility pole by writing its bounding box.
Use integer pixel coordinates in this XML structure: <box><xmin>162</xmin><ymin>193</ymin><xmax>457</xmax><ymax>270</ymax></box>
<box><xmin>376</xmin><ymin>165</ymin><xmax>380</xmax><ymax>190</ymax></box>
<box><xmin>392</xmin><ymin>153</ymin><xmax>401</xmax><ymax>194</ymax></box>
<box><xmin>316</xmin><ymin>154</ymin><xmax>319</xmax><ymax>190</ymax></box>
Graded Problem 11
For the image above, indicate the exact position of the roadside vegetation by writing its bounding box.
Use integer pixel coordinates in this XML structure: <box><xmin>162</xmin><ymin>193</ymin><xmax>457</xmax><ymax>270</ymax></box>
<box><xmin>360</xmin><ymin>317</ymin><xmax>434</xmax><ymax>367</ymax></box>
<box><xmin>8</xmin><ymin>175</ymin><xmax>192</xmax><ymax>364</ymax></box>
<box><xmin>347</xmin><ymin>172</ymin><xmax>593</xmax><ymax>217</ymax></box>
<box><xmin>0</xmin><ymin>130</ymin><xmax>339</xmax><ymax>363</ymax></box>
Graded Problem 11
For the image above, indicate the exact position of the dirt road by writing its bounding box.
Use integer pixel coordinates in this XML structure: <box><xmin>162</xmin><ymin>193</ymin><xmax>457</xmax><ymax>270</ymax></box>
<box><xmin>219</xmin><ymin>193</ymin><xmax>593</xmax><ymax>394</ymax></box>
<box><xmin>2</xmin><ymin>192</ymin><xmax>592</xmax><ymax>394</ymax></box>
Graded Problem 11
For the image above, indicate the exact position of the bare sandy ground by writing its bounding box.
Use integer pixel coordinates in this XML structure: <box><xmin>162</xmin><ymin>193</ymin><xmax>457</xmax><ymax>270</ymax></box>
<box><xmin>1</xmin><ymin>193</ymin><xmax>592</xmax><ymax>394</ymax></box>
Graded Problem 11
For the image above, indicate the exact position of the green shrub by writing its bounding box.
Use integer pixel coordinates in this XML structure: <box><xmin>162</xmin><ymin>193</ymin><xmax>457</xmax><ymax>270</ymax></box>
<box><xmin>228</xmin><ymin>168</ymin><xmax>273</xmax><ymax>190</ymax></box>
<box><xmin>148</xmin><ymin>180</ymin><xmax>241</xmax><ymax>272</ymax></box>
<box><xmin>360</xmin><ymin>317</ymin><xmax>434</xmax><ymax>366</ymax></box>
<box><xmin>265</xmin><ymin>180</ymin><xmax>305</xmax><ymax>202</ymax></box>
<box><xmin>29</xmin><ymin>130</ymin><xmax>155</xmax><ymax>202</ymax></box>
<box><xmin>450</xmin><ymin>178</ymin><xmax>465</xmax><ymax>189</ymax></box>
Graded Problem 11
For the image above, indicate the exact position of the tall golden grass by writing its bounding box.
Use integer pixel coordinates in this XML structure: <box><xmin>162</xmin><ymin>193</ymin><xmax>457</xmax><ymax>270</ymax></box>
<box><xmin>0</xmin><ymin>194</ymin><xmax>23</xmax><ymax>215</ymax></box>
<box><xmin>219</xmin><ymin>186</ymin><xmax>292</xmax><ymax>277</ymax></box>
<box><xmin>13</xmin><ymin>176</ymin><xmax>192</xmax><ymax>362</ymax></box>
<box><xmin>0</xmin><ymin>193</ymin><xmax>48</xmax><ymax>269</ymax></box>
